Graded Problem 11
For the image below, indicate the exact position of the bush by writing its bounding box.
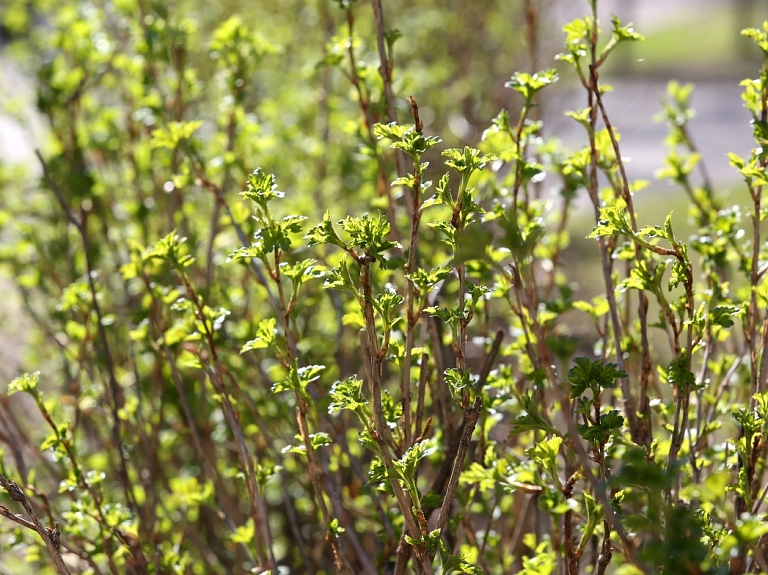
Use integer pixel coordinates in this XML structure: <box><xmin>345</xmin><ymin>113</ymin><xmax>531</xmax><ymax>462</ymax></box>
<box><xmin>2</xmin><ymin>0</ymin><xmax>768</xmax><ymax>573</ymax></box>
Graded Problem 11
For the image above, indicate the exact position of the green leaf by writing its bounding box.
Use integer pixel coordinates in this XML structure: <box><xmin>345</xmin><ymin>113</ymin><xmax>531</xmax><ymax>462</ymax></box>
<box><xmin>209</xmin><ymin>16</ymin><xmax>278</xmax><ymax>70</ymax></box>
<box><xmin>444</xmin><ymin>368</ymin><xmax>475</xmax><ymax>402</ymax></box>
<box><xmin>459</xmin><ymin>461</ymin><xmax>497</xmax><ymax>492</ymax></box>
<box><xmin>599</xmin><ymin>16</ymin><xmax>644</xmax><ymax>62</ymax></box>
<box><xmin>405</xmin><ymin>528</ymin><xmax>442</xmax><ymax>552</ymax></box>
<box><xmin>588</xmin><ymin>206</ymin><xmax>633</xmax><ymax>239</ymax></box>
<box><xmin>7</xmin><ymin>372</ymin><xmax>41</xmax><ymax>398</ymax></box>
<box><xmin>40</xmin><ymin>422</ymin><xmax>69</xmax><ymax>454</ymax></box>
<box><xmin>323</xmin><ymin>259</ymin><xmax>359</xmax><ymax>295</ymax></box>
<box><xmin>610</xmin><ymin>15</ymin><xmax>644</xmax><ymax>43</ymax></box>
<box><xmin>328</xmin><ymin>517</ymin><xmax>345</xmax><ymax>537</ymax></box>
<box><xmin>573</xmin><ymin>295</ymin><xmax>609</xmax><ymax>319</ymax></box>
<box><xmin>527</xmin><ymin>436</ymin><xmax>562</xmax><ymax>484</ymax></box>
<box><xmin>742</xmin><ymin>23</ymin><xmax>768</xmax><ymax>54</ymax></box>
<box><xmin>442</xmin><ymin>147</ymin><xmax>496</xmax><ymax>177</ymax></box>
<box><xmin>733</xmin><ymin>408</ymin><xmax>762</xmax><ymax>437</ymax></box>
<box><xmin>407</xmin><ymin>266</ymin><xmax>452</xmax><ymax>293</ymax></box>
<box><xmin>242</xmin><ymin>169</ymin><xmax>284</xmax><ymax>209</ymax></box>
<box><xmin>565</xmin><ymin>107</ymin><xmax>592</xmax><ymax>129</ymax></box>
<box><xmin>562</xmin><ymin>17</ymin><xmax>593</xmax><ymax>47</ymax></box>
<box><xmin>578</xmin><ymin>409</ymin><xmax>624</xmax><ymax>445</ymax></box>
<box><xmin>339</xmin><ymin>212</ymin><xmax>401</xmax><ymax>258</ymax></box>
<box><xmin>666</xmin><ymin>353</ymin><xmax>697</xmax><ymax>390</ymax></box>
<box><xmin>309</xmin><ymin>432</ymin><xmax>332</xmax><ymax>450</ymax></box>
<box><xmin>280</xmin><ymin>258</ymin><xmax>325</xmax><ymax>287</ymax></box>
<box><xmin>421</xmin><ymin>173</ymin><xmax>453</xmax><ymax>211</ymax></box>
<box><xmin>229</xmin><ymin>519</ymin><xmax>255</xmax><ymax>545</ymax></box>
<box><xmin>227</xmin><ymin>245</ymin><xmax>266</xmax><ymax>263</ymax></box>
<box><xmin>374</xmin><ymin>121</ymin><xmax>441</xmax><ymax>158</ymax></box>
<box><xmin>241</xmin><ymin>318</ymin><xmax>277</xmax><ymax>353</ymax></box>
<box><xmin>505</xmin><ymin>69</ymin><xmax>559</xmax><ymax>102</ymax></box>
<box><xmin>729</xmin><ymin>150</ymin><xmax>768</xmax><ymax>185</ymax></box>
<box><xmin>429</xmin><ymin>220</ymin><xmax>459</xmax><ymax>248</ymax></box>
<box><xmin>567</xmin><ymin>357</ymin><xmax>627</xmax><ymax>398</ymax></box>
<box><xmin>710</xmin><ymin>305</ymin><xmax>740</xmax><ymax>328</ymax></box>
<box><xmin>435</xmin><ymin>551</ymin><xmax>484</xmax><ymax>575</ymax></box>
<box><xmin>142</xmin><ymin>231</ymin><xmax>195</xmax><ymax>268</ymax></box>
<box><xmin>384</xmin><ymin>28</ymin><xmax>402</xmax><ymax>52</ymax></box>
<box><xmin>328</xmin><ymin>376</ymin><xmax>368</xmax><ymax>414</ymax></box>
<box><xmin>577</xmin><ymin>493</ymin><xmax>602</xmax><ymax>556</ymax></box>
<box><xmin>150</xmin><ymin>120</ymin><xmax>203</xmax><ymax>150</ymax></box>
<box><xmin>272</xmin><ymin>361</ymin><xmax>325</xmax><ymax>396</ymax></box>
<box><xmin>656</xmin><ymin>150</ymin><xmax>700</xmax><ymax>184</ymax></box>
<box><xmin>373</xmin><ymin>286</ymin><xmax>404</xmax><ymax>326</ymax></box>
<box><xmin>392</xmin><ymin>439</ymin><xmax>436</xmax><ymax>484</ymax></box>
<box><xmin>510</xmin><ymin>393</ymin><xmax>561</xmax><ymax>437</ymax></box>
<box><xmin>610</xmin><ymin>445</ymin><xmax>675</xmax><ymax>492</ymax></box>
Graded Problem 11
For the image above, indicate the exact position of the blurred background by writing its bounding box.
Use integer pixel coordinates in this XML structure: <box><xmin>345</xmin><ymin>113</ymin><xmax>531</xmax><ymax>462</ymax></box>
<box><xmin>548</xmin><ymin>0</ymin><xmax>761</xmax><ymax>186</ymax></box>
<box><xmin>0</xmin><ymin>0</ymin><xmax>765</xmax><ymax>375</ymax></box>
<box><xmin>0</xmin><ymin>0</ymin><xmax>762</xmax><ymax>181</ymax></box>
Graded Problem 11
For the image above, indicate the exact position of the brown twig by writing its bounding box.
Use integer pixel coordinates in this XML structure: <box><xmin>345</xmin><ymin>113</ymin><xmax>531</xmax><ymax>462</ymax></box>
<box><xmin>564</xmin><ymin>471</ymin><xmax>580</xmax><ymax>575</ymax></box>
<box><xmin>435</xmin><ymin>396</ymin><xmax>482</xmax><ymax>534</ymax></box>
<box><xmin>0</xmin><ymin>475</ymin><xmax>71</xmax><ymax>575</ymax></box>
<box><xmin>399</xmin><ymin>95</ymin><xmax>426</xmax><ymax>449</ymax></box>
<box><xmin>425</xmin><ymin>330</ymin><xmax>503</xmax><ymax>516</ymax></box>
<box><xmin>595</xmin><ymin>520</ymin><xmax>613</xmax><ymax>575</ymax></box>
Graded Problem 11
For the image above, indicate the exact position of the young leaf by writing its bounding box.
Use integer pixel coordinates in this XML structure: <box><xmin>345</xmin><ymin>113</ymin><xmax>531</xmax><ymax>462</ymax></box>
<box><xmin>510</xmin><ymin>393</ymin><xmax>561</xmax><ymax>437</ymax></box>
<box><xmin>567</xmin><ymin>357</ymin><xmax>627</xmax><ymax>399</ymax></box>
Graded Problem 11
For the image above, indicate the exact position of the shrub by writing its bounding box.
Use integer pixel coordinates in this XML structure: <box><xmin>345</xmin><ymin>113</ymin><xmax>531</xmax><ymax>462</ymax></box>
<box><xmin>2</xmin><ymin>0</ymin><xmax>768</xmax><ymax>573</ymax></box>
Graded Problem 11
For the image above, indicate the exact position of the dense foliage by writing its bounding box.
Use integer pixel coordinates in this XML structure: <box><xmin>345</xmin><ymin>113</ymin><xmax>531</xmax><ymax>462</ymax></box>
<box><xmin>3</xmin><ymin>0</ymin><xmax>768</xmax><ymax>573</ymax></box>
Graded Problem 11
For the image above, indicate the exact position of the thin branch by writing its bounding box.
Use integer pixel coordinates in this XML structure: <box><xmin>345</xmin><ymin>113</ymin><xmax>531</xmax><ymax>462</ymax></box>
<box><xmin>436</xmin><ymin>396</ymin><xmax>482</xmax><ymax>533</ymax></box>
<box><xmin>0</xmin><ymin>475</ymin><xmax>71</xmax><ymax>575</ymax></box>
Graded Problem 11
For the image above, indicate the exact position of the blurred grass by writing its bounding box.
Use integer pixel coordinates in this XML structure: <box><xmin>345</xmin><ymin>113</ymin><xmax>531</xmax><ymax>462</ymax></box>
<box><xmin>608</xmin><ymin>4</ymin><xmax>756</xmax><ymax>76</ymax></box>
<box><xmin>642</xmin><ymin>6</ymin><xmax>735</xmax><ymax>65</ymax></box>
